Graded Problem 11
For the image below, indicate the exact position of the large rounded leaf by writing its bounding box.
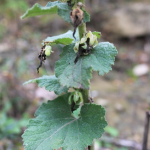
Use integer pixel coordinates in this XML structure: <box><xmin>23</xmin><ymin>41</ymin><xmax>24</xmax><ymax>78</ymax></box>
<box><xmin>55</xmin><ymin>42</ymin><xmax>117</xmax><ymax>89</ymax></box>
<box><xmin>22</xmin><ymin>93</ymin><xmax>107</xmax><ymax>150</ymax></box>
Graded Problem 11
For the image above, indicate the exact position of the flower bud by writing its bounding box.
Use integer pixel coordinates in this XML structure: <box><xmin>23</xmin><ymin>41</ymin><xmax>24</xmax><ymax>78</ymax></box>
<box><xmin>44</xmin><ymin>45</ymin><xmax>53</xmax><ymax>56</ymax></box>
<box><xmin>86</xmin><ymin>31</ymin><xmax>98</xmax><ymax>47</ymax></box>
<box><xmin>68</xmin><ymin>91</ymin><xmax>83</xmax><ymax>105</ymax></box>
<box><xmin>73</xmin><ymin>91</ymin><xmax>83</xmax><ymax>105</ymax></box>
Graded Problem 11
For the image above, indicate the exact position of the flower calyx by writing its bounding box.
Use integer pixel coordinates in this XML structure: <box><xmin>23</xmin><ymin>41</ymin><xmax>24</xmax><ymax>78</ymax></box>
<box><xmin>74</xmin><ymin>31</ymin><xmax>98</xmax><ymax>54</ymax></box>
<box><xmin>68</xmin><ymin>90</ymin><xmax>83</xmax><ymax>119</ymax></box>
<box><xmin>68</xmin><ymin>90</ymin><xmax>83</xmax><ymax>106</ymax></box>
<box><xmin>44</xmin><ymin>45</ymin><xmax>53</xmax><ymax>56</ymax></box>
<box><xmin>73</xmin><ymin>31</ymin><xmax>99</xmax><ymax>63</ymax></box>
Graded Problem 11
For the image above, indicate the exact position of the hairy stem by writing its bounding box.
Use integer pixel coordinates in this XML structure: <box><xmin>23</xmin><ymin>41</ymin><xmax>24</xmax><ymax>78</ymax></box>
<box><xmin>77</xmin><ymin>1</ymin><xmax>91</xmax><ymax>147</ymax></box>
<box><xmin>77</xmin><ymin>0</ymin><xmax>86</xmax><ymax>40</ymax></box>
<box><xmin>78</xmin><ymin>23</ymin><xmax>86</xmax><ymax>40</ymax></box>
<box><xmin>76</xmin><ymin>0</ymin><xmax>89</xmax><ymax>103</ymax></box>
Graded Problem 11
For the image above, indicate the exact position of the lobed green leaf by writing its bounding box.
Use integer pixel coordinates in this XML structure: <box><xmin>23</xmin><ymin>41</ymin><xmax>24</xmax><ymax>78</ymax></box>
<box><xmin>55</xmin><ymin>42</ymin><xmax>117</xmax><ymax>89</ymax></box>
<box><xmin>21</xmin><ymin>2</ymin><xmax>58</xmax><ymax>19</ymax></box>
<box><xmin>44</xmin><ymin>30</ymin><xmax>74</xmax><ymax>45</ymax></box>
<box><xmin>21</xmin><ymin>1</ymin><xmax>90</xmax><ymax>23</ymax></box>
<box><xmin>23</xmin><ymin>75</ymin><xmax>68</xmax><ymax>95</ymax></box>
<box><xmin>83</xmin><ymin>9</ymin><xmax>90</xmax><ymax>23</ymax></box>
<box><xmin>22</xmin><ymin>93</ymin><xmax>107</xmax><ymax>150</ymax></box>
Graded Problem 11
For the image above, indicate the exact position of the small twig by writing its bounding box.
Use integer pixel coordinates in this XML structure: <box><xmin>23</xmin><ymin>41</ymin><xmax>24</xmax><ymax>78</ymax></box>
<box><xmin>37</xmin><ymin>58</ymin><xmax>43</xmax><ymax>73</ymax></box>
<box><xmin>142</xmin><ymin>111</ymin><xmax>150</xmax><ymax>150</ymax></box>
<box><xmin>88</xmin><ymin>146</ymin><xmax>91</xmax><ymax>150</ymax></box>
<box><xmin>37</xmin><ymin>45</ymin><xmax>46</xmax><ymax>73</ymax></box>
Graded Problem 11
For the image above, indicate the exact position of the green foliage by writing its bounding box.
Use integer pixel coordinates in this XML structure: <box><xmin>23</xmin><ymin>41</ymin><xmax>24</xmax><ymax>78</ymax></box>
<box><xmin>22</xmin><ymin>93</ymin><xmax>107</xmax><ymax>150</ymax></box>
<box><xmin>44</xmin><ymin>30</ymin><xmax>74</xmax><ymax>45</ymax></box>
<box><xmin>82</xmin><ymin>10</ymin><xmax>90</xmax><ymax>23</ymax></box>
<box><xmin>21</xmin><ymin>1</ymin><xmax>90</xmax><ymax>23</ymax></box>
<box><xmin>55</xmin><ymin>42</ymin><xmax>117</xmax><ymax>89</ymax></box>
<box><xmin>1</xmin><ymin>0</ymin><xmax>28</xmax><ymax>13</ymax></box>
<box><xmin>0</xmin><ymin>0</ymin><xmax>29</xmax><ymax>38</ymax></box>
<box><xmin>0</xmin><ymin>101</ymin><xmax>29</xmax><ymax>139</ymax></box>
<box><xmin>69</xmin><ymin>90</ymin><xmax>83</xmax><ymax>105</ymax></box>
<box><xmin>126</xmin><ymin>68</ymin><xmax>137</xmax><ymax>80</ymax></box>
<box><xmin>72</xmin><ymin>106</ymin><xmax>81</xmax><ymax>119</ymax></box>
<box><xmin>24</xmin><ymin>75</ymin><xmax>68</xmax><ymax>95</ymax></box>
<box><xmin>21</xmin><ymin>0</ymin><xmax>117</xmax><ymax>149</ymax></box>
<box><xmin>0</xmin><ymin>0</ymin><xmax>28</xmax><ymax>19</ymax></box>
<box><xmin>92</xmin><ymin>31</ymin><xmax>101</xmax><ymax>39</ymax></box>
<box><xmin>115</xmin><ymin>148</ymin><xmax>128</xmax><ymax>150</ymax></box>
<box><xmin>105</xmin><ymin>126</ymin><xmax>119</xmax><ymax>137</ymax></box>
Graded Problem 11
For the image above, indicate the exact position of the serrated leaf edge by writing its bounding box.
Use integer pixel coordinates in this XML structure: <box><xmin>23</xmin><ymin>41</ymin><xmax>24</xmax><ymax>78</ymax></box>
<box><xmin>22</xmin><ymin>99</ymin><xmax>107</xmax><ymax>150</ymax></box>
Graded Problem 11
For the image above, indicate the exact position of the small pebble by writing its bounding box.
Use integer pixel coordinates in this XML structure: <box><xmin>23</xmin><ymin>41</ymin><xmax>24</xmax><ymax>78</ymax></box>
<box><xmin>133</xmin><ymin>64</ymin><xmax>149</xmax><ymax>76</ymax></box>
<box><xmin>96</xmin><ymin>98</ymin><xmax>109</xmax><ymax>107</ymax></box>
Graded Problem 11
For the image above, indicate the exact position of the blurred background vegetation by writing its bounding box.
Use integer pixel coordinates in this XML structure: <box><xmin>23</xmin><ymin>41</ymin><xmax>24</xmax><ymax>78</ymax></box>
<box><xmin>0</xmin><ymin>0</ymin><xmax>150</xmax><ymax>150</ymax></box>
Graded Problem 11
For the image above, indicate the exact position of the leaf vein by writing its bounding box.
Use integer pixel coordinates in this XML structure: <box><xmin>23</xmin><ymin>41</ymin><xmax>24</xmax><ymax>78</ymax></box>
<box><xmin>35</xmin><ymin>119</ymin><xmax>77</xmax><ymax>150</ymax></box>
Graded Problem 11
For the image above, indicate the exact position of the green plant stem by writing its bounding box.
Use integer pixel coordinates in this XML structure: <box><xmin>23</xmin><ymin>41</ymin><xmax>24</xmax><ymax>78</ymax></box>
<box><xmin>78</xmin><ymin>23</ymin><xmax>86</xmax><ymax>40</ymax></box>
<box><xmin>76</xmin><ymin>0</ymin><xmax>89</xmax><ymax>104</ymax></box>
<box><xmin>77</xmin><ymin>0</ymin><xmax>86</xmax><ymax>40</ymax></box>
